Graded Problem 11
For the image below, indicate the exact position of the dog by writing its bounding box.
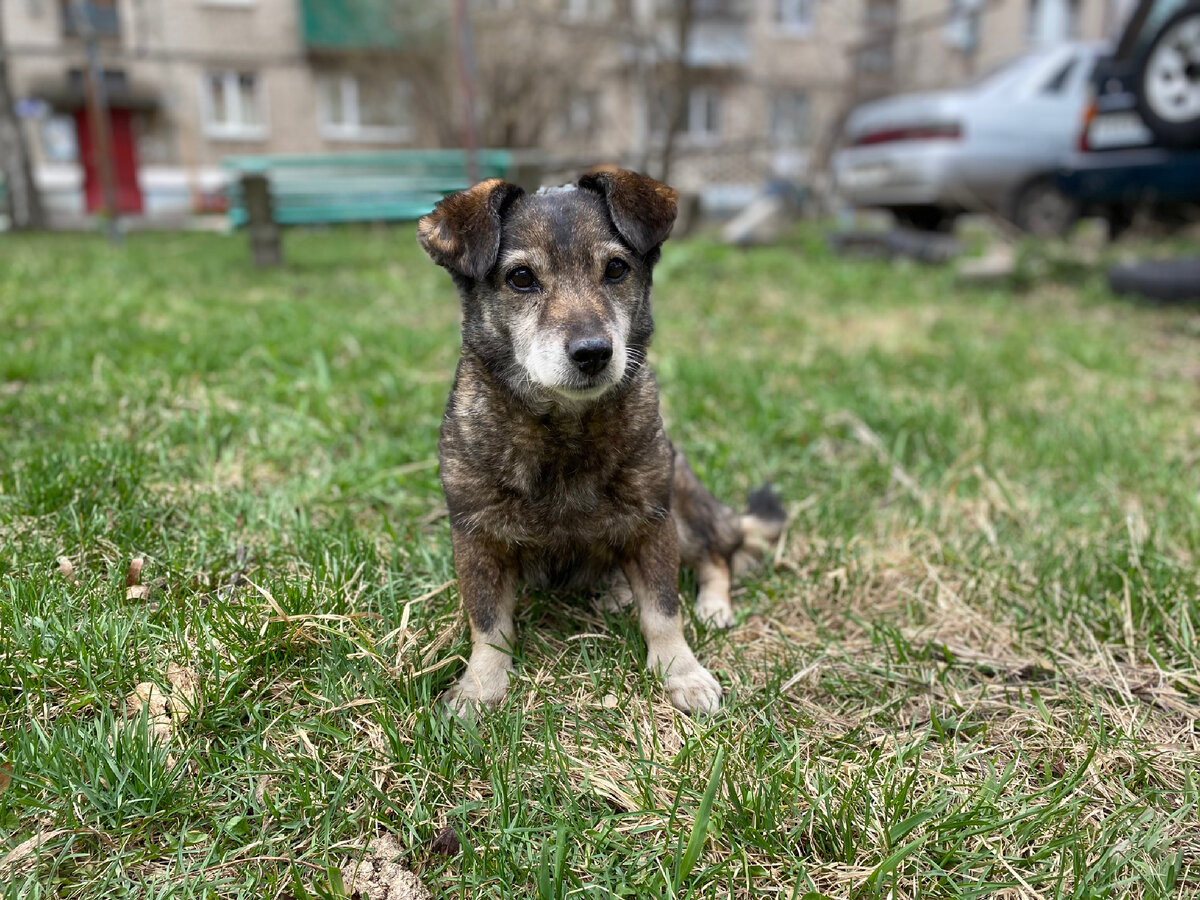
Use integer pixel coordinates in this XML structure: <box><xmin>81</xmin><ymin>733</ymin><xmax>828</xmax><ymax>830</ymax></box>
<box><xmin>417</xmin><ymin>167</ymin><xmax>785</xmax><ymax>717</ymax></box>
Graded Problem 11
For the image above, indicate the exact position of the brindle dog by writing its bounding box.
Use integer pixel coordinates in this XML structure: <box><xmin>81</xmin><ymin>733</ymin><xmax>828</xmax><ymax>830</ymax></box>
<box><xmin>418</xmin><ymin>167</ymin><xmax>784</xmax><ymax>717</ymax></box>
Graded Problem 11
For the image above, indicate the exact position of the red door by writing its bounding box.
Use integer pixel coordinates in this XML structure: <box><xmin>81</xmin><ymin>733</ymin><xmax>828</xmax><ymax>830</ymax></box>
<box><xmin>74</xmin><ymin>108</ymin><xmax>144</xmax><ymax>214</ymax></box>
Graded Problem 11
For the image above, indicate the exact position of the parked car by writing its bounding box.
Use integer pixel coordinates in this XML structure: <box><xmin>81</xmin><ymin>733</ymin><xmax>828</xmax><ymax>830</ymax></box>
<box><xmin>1054</xmin><ymin>0</ymin><xmax>1200</xmax><ymax>237</ymax></box>
<box><xmin>833</xmin><ymin>42</ymin><xmax>1106</xmax><ymax>235</ymax></box>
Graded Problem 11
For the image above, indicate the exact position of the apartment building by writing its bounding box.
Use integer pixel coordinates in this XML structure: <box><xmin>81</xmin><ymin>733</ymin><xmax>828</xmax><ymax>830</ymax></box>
<box><xmin>2</xmin><ymin>0</ymin><xmax>432</xmax><ymax>219</ymax></box>
<box><xmin>1</xmin><ymin>0</ymin><xmax>1132</xmax><ymax>221</ymax></box>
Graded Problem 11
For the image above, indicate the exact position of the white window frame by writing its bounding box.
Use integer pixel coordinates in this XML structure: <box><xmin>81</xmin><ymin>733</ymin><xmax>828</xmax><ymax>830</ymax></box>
<box><xmin>776</xmin><ymin>0</ymin><xmax>815</xmax><ymax>36</ymax></box>
<box><xmin>317</xmin><ymin>74</ymin><xmax>414</xmax><ymax>143</ymax></box>
<box><xmin>686</xmin><ymin>86</ymin><xmax>720</xmax><ymax>142</ymax></box>
<box><xmin>200</xmin><ymin>70</ymin><xmax>267</xmax><ymax>141</ymax></box>
<box><xmin>561</xmin><ymin>90</ymin><xmax>600</xmax><ymax>138</ymax></box>
<box><xmin>770</xmin><ymin>90</ymin><xmax>809</xmax><ymax>145</ymax></box>
<box><xmin>562</xmin><ymin>0</ymin><xmax>611</xmax><ymax>23</ymax></box>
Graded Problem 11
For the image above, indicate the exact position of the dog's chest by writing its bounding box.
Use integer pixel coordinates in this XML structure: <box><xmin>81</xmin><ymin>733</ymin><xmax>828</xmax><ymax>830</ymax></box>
<box><xmin>441</xmin><ymin>398</ymin><xmax>672</xmax><ymax>550</ymax></box>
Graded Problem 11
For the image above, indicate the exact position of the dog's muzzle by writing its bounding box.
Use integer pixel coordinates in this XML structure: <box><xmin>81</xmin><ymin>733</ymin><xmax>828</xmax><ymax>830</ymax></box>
<box><xmin>568</xmin><ymin>337</ymin><xmax>613</xmax><ymax>377</ymax></box>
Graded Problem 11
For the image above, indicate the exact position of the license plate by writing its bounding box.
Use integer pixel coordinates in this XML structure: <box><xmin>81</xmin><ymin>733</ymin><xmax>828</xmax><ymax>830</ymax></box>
<box><xmin>842</xmin><ymin>163</ymin><xmax>891</xmax><ymax>189</ymax></box>
<box><xmin>1088</xmin><ymin>112</ymin><xmax>1154</xmax><ymax>150</ymax></box>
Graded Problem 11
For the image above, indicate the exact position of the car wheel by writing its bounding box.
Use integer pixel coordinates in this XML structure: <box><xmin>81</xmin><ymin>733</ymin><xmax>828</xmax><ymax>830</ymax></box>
<box><xmin>1134</xmin><ymin>2</ymin><xmax>1200</xmax><ymax>149</ymax></box>
<box><xmin>1105</xmin><ymin>206</ymin><xmax>1135</xmax><ymax>242</ymax></box>
<box><xmin>1011</xmin><ymin>178</ymin><xmax>1079</xmax><ymax>238</ymax></box>
<box><xmin>891</xmin><ymin>206</ymin><xmax>957</xmax><ymax>233</ymax></box>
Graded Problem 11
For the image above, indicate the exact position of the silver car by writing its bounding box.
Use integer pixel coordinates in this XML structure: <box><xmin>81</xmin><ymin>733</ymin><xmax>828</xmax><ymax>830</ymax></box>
<box><xmin>833</xmin><ymin>42</ymin><xmax>1106</xmax><ymax>234</ymax></box>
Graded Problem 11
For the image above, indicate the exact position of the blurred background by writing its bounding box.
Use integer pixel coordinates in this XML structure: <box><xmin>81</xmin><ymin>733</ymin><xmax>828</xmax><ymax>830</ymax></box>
<box><xmin>2</xmin><ymin>0</ymin><xmax>1197</xmax><ymax>243</ymax></box>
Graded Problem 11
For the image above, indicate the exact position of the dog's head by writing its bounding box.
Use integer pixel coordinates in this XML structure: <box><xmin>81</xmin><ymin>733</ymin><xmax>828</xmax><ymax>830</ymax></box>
<box><xmin>418</xmin><ymin>168</ymin><xmax>678</xmax><ymax>407</ymax></box>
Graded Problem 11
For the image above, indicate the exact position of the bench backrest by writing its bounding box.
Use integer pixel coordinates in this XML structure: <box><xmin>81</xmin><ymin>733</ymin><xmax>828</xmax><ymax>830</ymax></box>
<box><xmin>223</xmin><ymin>150</ymin><xmax>514</xmax><ymax>227</ymax></box>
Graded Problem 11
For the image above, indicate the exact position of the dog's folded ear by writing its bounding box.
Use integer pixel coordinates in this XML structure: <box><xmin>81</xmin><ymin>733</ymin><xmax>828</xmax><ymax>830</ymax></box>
<box><xmin>417</xmin><ymin>179</ymin><xmax>525</xmax><ymax>281</ymax></box>
<box><xmin>578</xmin><ymin>167</ymin><xmax>679</xmax><ymax>256</ymax></box>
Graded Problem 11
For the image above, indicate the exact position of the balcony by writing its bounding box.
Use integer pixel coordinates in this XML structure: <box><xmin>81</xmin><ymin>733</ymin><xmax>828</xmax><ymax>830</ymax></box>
<box><xmin>626</xmin><ymin>5</ymin><xmax>750</xmax><ymax>70</ymax></box>
<box><xmin>686</xmin><ymin>20</ymin><xmax>750</xmax><ymax>67</ymax></box>
<box><xmin>299</xmin><ymin>0</ymin><xmax>406</xmax><ymax>51</ymax></box>
<box><xmin>60</xmin><ymin>0</ymin><xmax>120</xmax><ymax>38</ymax></box>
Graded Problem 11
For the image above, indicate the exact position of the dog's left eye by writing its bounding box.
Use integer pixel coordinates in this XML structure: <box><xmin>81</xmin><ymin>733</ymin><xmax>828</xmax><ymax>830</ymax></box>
<box><xmin>604</xmin><ymin>259</ymin><xmax>629</xmax><ymax>283</ymax></box>
<box><xmin>506</xmin><ymin>266</ymin><xmax>539</xmax><ymax>292</ymax></box>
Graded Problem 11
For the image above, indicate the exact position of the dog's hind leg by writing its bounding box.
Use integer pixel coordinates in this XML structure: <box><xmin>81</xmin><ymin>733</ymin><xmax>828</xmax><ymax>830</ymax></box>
<box><xmin>443</xmin><ymin>530</ymin><xmax>518</xmax><ymax>720</ymax></box>
<box><xmin>594</xmin><ymin>567</ymin><xmax>635</xmax><ymax>613</ymax></box>
<box><xmin>622</xmin><ymin>517</ymin><xmax>721</xmax><ymax>715</ymax></box>
<box><xmin>671</xmin><ymin>449</ymin><xmax>787</xmax><ymax>627</ymax></box>
<box><xmin>693</xmin><ymin>553</ymin><xmax>735</xmax><ymax>629</ymax></box>
<box><xmin>671</xmin><ymin>449</ymin><xmax>743</xmax><ymax>628</ymax></box>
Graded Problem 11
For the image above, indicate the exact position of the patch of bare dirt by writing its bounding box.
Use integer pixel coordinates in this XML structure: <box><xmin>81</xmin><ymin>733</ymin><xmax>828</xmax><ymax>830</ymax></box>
<box><xmin>339</xmin><ymin>834</ymin><xmax>431</xmax><ymax>900</ymax></box>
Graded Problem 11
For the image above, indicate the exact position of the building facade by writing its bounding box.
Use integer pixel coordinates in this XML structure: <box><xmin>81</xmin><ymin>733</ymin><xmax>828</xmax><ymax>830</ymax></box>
<box><xmin>0</xmin><ymin>0</ymin><xmax>1134</xmax><ymax>221</ymax></box>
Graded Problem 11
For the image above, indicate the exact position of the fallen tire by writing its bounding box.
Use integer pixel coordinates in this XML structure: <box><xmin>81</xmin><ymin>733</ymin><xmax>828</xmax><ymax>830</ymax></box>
<box><xmin>828</xmin><ymin>229</ymin><xmax>962</xmax><ymax>265</ymax></box>
<box><xmin>1107</xmin><ymin>258</ymin><xmax>1200</xmax><ymax>303</ymax></box>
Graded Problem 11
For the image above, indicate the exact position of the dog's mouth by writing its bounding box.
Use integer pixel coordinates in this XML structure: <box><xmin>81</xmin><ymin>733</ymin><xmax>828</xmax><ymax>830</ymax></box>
<box><xmin>545</xmin><ymin>377</ymin><xmax>619</xmax><ymax>402</ymax></box>
<box><xmin>519</xmin><ymin>335</ymin><xmax>629</xmax><ymax>405</ymax></box>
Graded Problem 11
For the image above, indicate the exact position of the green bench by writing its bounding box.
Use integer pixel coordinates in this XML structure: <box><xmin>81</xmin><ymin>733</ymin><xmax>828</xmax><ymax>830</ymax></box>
<box><xmin>222</xmin><ymin>150</ymin><xmax>516</xmax><ymax>228</ymax></box>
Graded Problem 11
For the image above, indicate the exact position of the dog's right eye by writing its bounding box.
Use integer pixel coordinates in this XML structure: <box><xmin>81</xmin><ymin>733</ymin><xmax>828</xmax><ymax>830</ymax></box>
<box><xmin>506</xmin><ymin>266</ymin><xmax>539</xmax><ymax>292</ymax></box>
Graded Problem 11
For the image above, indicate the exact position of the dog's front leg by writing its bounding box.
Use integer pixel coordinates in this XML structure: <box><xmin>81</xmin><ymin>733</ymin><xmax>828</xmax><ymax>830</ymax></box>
<box><xmin>622</xmin><ymin>519</ymin><xmax>722</xmax><ymax>715</ymax></box>
<box><xmin>443</xmin><ymin>529</ymin><xmax>517</xmax><ymax>719</ymax></box>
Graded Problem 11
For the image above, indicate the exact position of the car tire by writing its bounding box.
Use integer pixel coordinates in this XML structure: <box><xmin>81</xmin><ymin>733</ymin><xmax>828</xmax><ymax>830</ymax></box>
<box><xmin>1108</xmin><ymin>258</ymin><xmax>1200</xmax><ymax>303</ymax></box>
<box><xmin>1133</xmin><ymin>2</ymin><xmax>1200</xmax><ymax>149</ymax></box>
<box><xmin>1011</xmin><ymin>178</ymin><xmax>1080</xmax><ymax>238</ymax></box>
<box><xmin>891</xmin><ymin>206</ymin><xmax>957</xmax><ymax>233</ymax></box>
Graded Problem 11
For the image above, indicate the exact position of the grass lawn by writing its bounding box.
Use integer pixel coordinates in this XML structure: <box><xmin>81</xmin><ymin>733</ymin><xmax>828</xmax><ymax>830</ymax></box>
<box><xmin>1</xmin><ymin>227</ymin><xmax>1198</xmax><ymax>899</ymax></box>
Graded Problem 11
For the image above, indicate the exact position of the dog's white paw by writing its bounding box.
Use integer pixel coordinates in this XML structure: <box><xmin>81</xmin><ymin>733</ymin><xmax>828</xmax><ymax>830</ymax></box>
<box><xmin>594</xmin><ymin>570</ymin><xmax>635</xmax><ymax>612</ymax></box>
<box><xmin>694</xmin><ymin>589</ymin><xmax>734</xmax><ymax>629</ymax></box>
<box><xmin>442</xmin><ymin>664</ymin><xmax>511</xmax><ymax>722</ymax></box>
<box><xmin>663</xmin><ymin>663</ymin><xmax>722</xmax><ymax>716</ymax></box>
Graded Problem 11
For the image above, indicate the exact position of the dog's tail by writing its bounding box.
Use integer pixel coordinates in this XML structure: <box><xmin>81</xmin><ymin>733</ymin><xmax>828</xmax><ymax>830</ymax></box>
<box><xmin>732</xmin><ymin>484</ymin><xmax>787</xmax><ymax>577</ymax></box>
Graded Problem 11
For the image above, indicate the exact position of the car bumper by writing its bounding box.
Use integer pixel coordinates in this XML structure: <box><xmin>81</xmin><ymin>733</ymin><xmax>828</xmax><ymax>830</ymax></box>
<box><xmin>833</xmin><ymin>143</ymin><xmax>963</xmax><ymax>208</ymax></box>
<box><xmin>1055</xmin><ymin>149</ymin><xmax>1200</xmax><ymax>205</ymax></box>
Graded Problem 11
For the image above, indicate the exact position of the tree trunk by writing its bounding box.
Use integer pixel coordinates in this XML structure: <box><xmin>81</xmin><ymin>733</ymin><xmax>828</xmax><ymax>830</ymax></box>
<box><xmin>657</xmin><ymin>0</ymin><xmax>695</xmax><ymax>186</ymax></box>
<box><xmin>0</xmin><ymin>2</ymin><xmax>46</xmax><ymax>230</ymax></box>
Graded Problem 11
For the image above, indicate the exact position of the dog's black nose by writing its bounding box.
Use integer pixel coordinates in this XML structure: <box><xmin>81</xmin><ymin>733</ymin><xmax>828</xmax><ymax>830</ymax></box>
<box><xmin>568</xmin><ymin>337</ymin><xmax>613</xmax><ymax>376</ymax></box>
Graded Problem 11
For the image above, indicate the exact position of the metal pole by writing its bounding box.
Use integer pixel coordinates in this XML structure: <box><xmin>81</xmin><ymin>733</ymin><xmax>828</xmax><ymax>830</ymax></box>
<box><xmin>452</xmin><ymin>0</ymin><xmax>479</xmax><ymax>185</ymax></box>
<box><xmin>72</xmin><ymin>0</ymin><xmax>120</xmax><ymax>243</ymax></box>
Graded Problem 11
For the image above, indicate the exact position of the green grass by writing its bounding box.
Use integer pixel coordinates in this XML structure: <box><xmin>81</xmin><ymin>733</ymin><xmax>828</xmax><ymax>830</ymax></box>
<box><xmin>1</xmin><ymin>227</ymin><xmax>1198</xmax><ymax>899</ymax></box>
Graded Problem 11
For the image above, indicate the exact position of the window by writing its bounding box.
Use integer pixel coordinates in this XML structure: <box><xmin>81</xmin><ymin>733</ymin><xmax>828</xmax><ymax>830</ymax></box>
<box><xmin>687</xmin><ymin>87</ymin><xmax>720</xmax><ymax>139</ymax></box>
<box><xmin>860</xmin><ymin>0</ymin><xmax>896</xmax><ymax>71</ymax></box>
<box><xmin>1041</xmin><ymin>56</ymin><xmax>1078</xmax><ymax>93</ymax></box>
<box><xmin>41</xmin><ymin>116</ymin><xmax>79</xmax><ymax>164</ymax></box>
<box><xmin>770</xmin><ymin>91</ymin><xmax>809</xmax><ymax>145</ymax></box>
<box><xmin>562</xmin><ymin>0</ymin><xmax>610</xmax><ymax>22</ymax></box>
<box><xmin>317</xmin><ymin>74</ymin><xmax>413</xmax><ymax>141</ymax></box>
<box><xmin>775</xmin><ymin>0</ymin><xmax>814</xmax><ymax>34</ymax></box>
<box><xmin>60</xmin><ymin>0</ymin><xmax>120</xmax><ymax>37</ymax></box>
<box><xmin>201</xmin><ymin>71</ymin><xmax>266</xmax><ymax>139</ymax></box>
<box><xmin>657</xmin><ymin>0</ymin><xmax>748</xmax><ymax>14</ymax></box>
<box><xmin>1027</xmin><ymin>0</ymin><xmax>1081</xmax><ymax>44</ymax></box>
<box><xmin>67</xmin><ymin>68</ymin><xmax>127</xmax><ymax>95</ymax></box>
<box><xmin>561</xmin><ymin>91</ymin><xmax>601</xmax><ymax>138</ymax></box>
<box><xmin>647</xmin><ymin>87</ymin><xmax>720</xmax><ymax>140</ymax></box>
<box><xmin>945</xmin><ymin>0</ymin><xmax>982</xmax><ymax>53</ymax></box>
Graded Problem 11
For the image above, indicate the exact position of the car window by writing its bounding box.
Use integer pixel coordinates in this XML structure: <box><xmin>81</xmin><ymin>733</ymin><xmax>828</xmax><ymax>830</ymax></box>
<box><xmin>1041</xmin><ymin>56</ymin><xmax>1078</xmax><ymax>93</ymax></box>
<box><xmin>967</xmin><ymin>54</ymin><xmax>1045</xmax><ymax>91</ymax></box>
